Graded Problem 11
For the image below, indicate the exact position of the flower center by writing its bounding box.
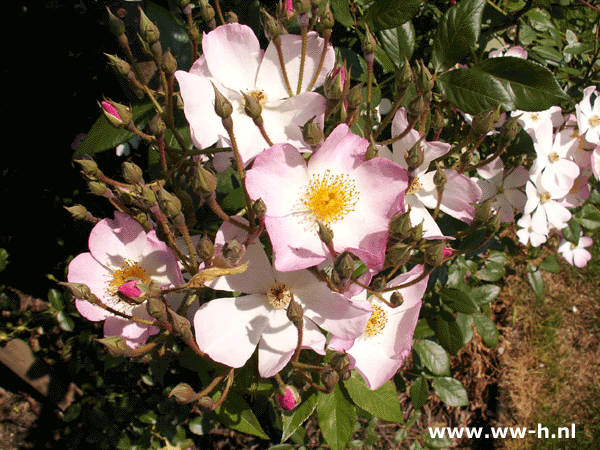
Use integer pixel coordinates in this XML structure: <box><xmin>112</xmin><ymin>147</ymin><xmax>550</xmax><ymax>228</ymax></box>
<box><xmin>540</xmin><ymin>192</ymin><xmax>551</xmax><ymax>204</ymax></box>
<box><xmin>589</xmin><ymin>114</ymin><xmax>600</xmax><ymax>127</ymax></box>
<box><xmin>301</xmin><ymin>170</ymin><xmax>359</xmax><ymax>225</ymax></box>
<box><xmin>530</xmin><ymin>113</ymin><xmax>539</xmax><ymax>122</ymax></box>
<box><xmin>497</xmin><ymin>185</ymin><xmax>505</xmax><ymax>194</ymax></box>
<box><xmin>570</xmin><ymin>242</ymin><xmax>577</xmax><ymax>250</ymax></box>
<box><xmin>406</xmin><ymin>177</ymin><xmax>422</xmax><ymax>195</ymax></box>
<box><xmin>363</xmin><ymin>304</ymin><xmax>388</xmax><ymax>338</ymax></box>
<box><xmin>548</xmin><ymin>151</ymin><xmax>560</xmax><ymax>163</ymax></box>
<box><xmin>266</xmin><ymin>282</ymin><xmax>292</xmax><ymax>309</ymax></box>
<box><xmin>107</xmin><ymin>259</ymin><xmax>151</xmax><ymax>298</ymax></box>
<box><xmin>246</xmin><ymin>89</ymin><xmax>268</xmax><ymax>107</ymax></box>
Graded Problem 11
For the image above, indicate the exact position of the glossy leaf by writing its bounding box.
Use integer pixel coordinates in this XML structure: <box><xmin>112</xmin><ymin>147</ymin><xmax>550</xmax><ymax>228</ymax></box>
<box><xmin>363</xmin><ymin>0</ymin><xmax>423</xmax><ymax>32</ymax></box>
<box><xmin>317</xmin><ymin>384</ymin><xmax>357</xmax><ymax>450</ymax></box>
<box><xmin>438</xmin><ymin>287</ymin><xmax>478</xmax><ymax>314</ymax></box>
<box><xmin>343</xmin><ymin>372</ymin><xmax>402</xmax><ymax>422</ymax></box>
<box><xmin>431</xmin><ymin>377</ymin><xmax>469</xmax><ymax>407</ymax></box>
<box><xmin>469</xmin><ymin>285</ymin><xmax>501</xmax><ymax>305</ymax></box>
<box><xmin>413</xmin><ymin>339</ymin><xmax>450</xmax><ymax>376</ymax></box>
<box><xmin>456</xmin><ymin>312</ymin><xmax>474</xmax><ymax>345</ymax></box>
<box><xmin>431</xmin><ymin>0</ymin><xmax>486</xmax><ymax>71</ymax></box>
<box><xmin>379</xmin><ymin>22</ymin><xmax>416</xmax><ymax>67</ymax></box>
<box><xmin>213</xmin><ymin>391</ymin><xmax>269</xmax><ymax>439</ymax></box>
<box><xmin>472</xmin><ymin>312</ymin><xmax>499</xmax><ymax>348</ymax></box>
<box><xmin>539</xmin><ymin>254</ymin><xmax>560</xmax><ymax>273</ymax></box>
<box><xmin>410</xmin><ymin>377</ymin><xmax>428</xmax><ymax>410</ymax></box>
<box><xmin>527</xmin><ymin>267</ymin><xmax>544</xmax><ymax>300</ymax></box>
<box><xmin>575</xmin><ymin>204</ymin><xmax>600</xmax><ymax>229</ymax></box>
<box><xmin>331</xmin><ymin>0</ymin><xmax>354</xmax><ymax>28</ymax></box>
<box><xmin>281</xmin><ymin>389</ymin><xmax>319</xmax><ymax>443</ymax></box>
<box><xmin>436</xmin><ymin>312</ymin><xmax>465</xmax><ymax>356</ymax></box>
<box><xmin>477</xmin><ymin>260</ymin><xmax>505</xmax><ymax>282</ymax></box>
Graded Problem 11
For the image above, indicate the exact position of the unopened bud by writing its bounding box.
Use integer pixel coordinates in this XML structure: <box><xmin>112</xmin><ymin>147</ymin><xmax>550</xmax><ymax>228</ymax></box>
<box><xmin>138</xmin><ymin>6</ymin><xmax>160</xmax><ymax>44</ymax></box>
<box><xmin>389</xmin><ymin>209</ymin><xmax>413</xmax><ymax>241</ymax></box>
<box><xmin>317</xmin><ymin>221</ymin><xmax>333</xmax><ymax>245</ymax></box>
<box><xmin>346</xmin><ymin>83</ymin><xmax>364</xmax><ymax>111</ymax></box>
<box><xmin>96</xmin><ymin>336</ymin><xmax>131</xmax><ymax>357</ymax></box>
<box><xmin>395</xmin><ymin>55</ymin><xmax>413</xmax><ymax>94</ymax></box>
<box><xmin>324</xmin><ymin>66</ymin><xmax>346</xmax><ymax>101</ymax></box>
<box><xmin>316</xmin><ymin>2</ymin><xmax>334</xmax><ymax>31</ymax></box>
<box><xmin>286</xmin><ymin>296</ymin><xmax>304</xmax><ymax>326</ymax></box>
<box><xmin>253</xmin><ymin>198</ymin><xmax>267</xmax><ymax>220</ymax></box>
<box><xmin>169</xmin><ymin>383</ymin><xmax>197</xmax><ymax>404</ymax></box>
<box><xmin>224</xmin><ymin>11</ymin><xmax>238</xmax><ymax>23</ymax></box>
<box><xmin>161</xmin><ymin>49</ymin><xmax>177</xmax><ymax>75</ymax></box>
<box><xmin>107</xmin><ymin>7</ymin><xmax>125</xmax><ymax>37</ymax></box>
<box><xmin>415</xmin><ymin>60</ymin><xmax>434</xmax><ymax>94</ymax></box>
<box><xmin>168</xmin><ymin>309</ymin><xmax>194</xmax><ymax>341</ymax></box>
<box><xmin>499</xmin><ymin>114</ymin><xmax>521</xmax><ymax>148</ymax></box>
<box><xmin>322</xmin><ymin>370</ymin><xmax>339</xmax><ymax>391</ymax></box>
<box><xmin>241</xmin><ymin>91</ymin><xmax>263</xmax><ymax>120</ymax></box>
<box><xmin>459</xmin><ymin>150</ymin><xmax>472</xmax><ymax>170</ymax></box>
<box><xmin>146</xmin><ymin>297</ymin><xmax>168</xmax><ymax>322</ymax></box>
<box><xmin>410</xmin><ymin>219</ymin><xmax>424</xmax><ymax>243</ymax></box>
<box><xmin>212</xmin><ymin>83</ymin><xmax>233</xmax><ymax>119</ymax></box>
<box><xmin>330</xmin><ymin>99</ymin><xmax>347</xmax><ymax>124</ymax></box>
<box><xmin>293</xmin><ymin>0</ymin><xmax>311</xmax><ymax>14</ymax></box>
<box><xmin>139</xmin><ymin>185</ymin><xmax>157</xmax><ymax>206</ymax></box>
<box><xmin>433</xmin><ymin>163</ymin><xmax>446</xmax><ymax>190</ymax></box>
<box><xmin>88</xmin><ymin>180</ymin><xmax>108</xmax><ymax>196</ymax></box>
<box><xmin>365</xmin><ymin>142</ymin><xmax>378</xmax><ymax>161</ymax></box>
<box><xmin>333</xmin><ymin>251</ymin><xmax>354</xmax><ymax>284</ymax></box>
<box><xmin>473</xmin><ymin>198</ymin><xmax>494</xmax><ymax>225</ymax></box>
<box><xmin>385</xmin><ymin>242</ymin><xmax>412</xmax><ymax>266</ymax></box>
<box><xmin>197</xmin><ymin>0</ymin><xmax>215</xmax><ymax>23</ymax></box>
<box><xmin>196</xmin><ymin>234</ymin><xmax>215</xmax><ymax>262</ymax></box>
<box><xmin>122</xmin><ymin>161</ymin><xmax>144</xmax><ymax>184</ymax></box>
<box><xmin>260</xmin><ymin>8</ymin><xmax>283</xmax><ymax>41</ymax></box>
<box><xmin>404</xmin><ymin>138</ymin><xmax>425</xmax><ymax>170</ymax></box>
<box><xmin>157</xmin><ymin>188</ymin><xmax>182</xmax><ymax>219</ymax></box>
<box><xmin>276</xmin><ymin>385</ymin><xmax>301</xmax><ymax>411</ymax></box>
<box><xmin>407</xmin><ymin>95</ymin><xmax>426</xmax><ymax>119</ymax></box>
<box><xmin>486</xmin><ymin>211</ymin><xmax>501</xmax><ymax>234</ymax></box>
<box><xmin>117</xmin><ymin>279</ymin><xmax>146</xmax><ymax>304</ymax></box>
<box><xmin>74</xmin><ymin>157</ymin><xmax>101</xmax><ymax>179</ymax></box>
<box><xmin>64</xmin><ymin>204</ymin><xmax>89</xmax><ymax>221</ymax></box>
<box><xmin>221</xmin><ymin>238</ymin><xmax>245</xmax><ymax>266</ymax></box>
<box><xmin>198</xmin><ymin>396</ymin><xmax>215</xmax><ymax>411</ymax></box>
<box><xmin>193</xmin><ymin>163</ymin><xmax>218</xmax><ymax>197</ymax></box>
<box><xmin>105</xmin><ymin>53</ymin><xmax>131</xmax><ymax>77</ymax></box>
<box><xmin>470</xmin><ymin>106</ymin><xmax>501</xmax><ymax>138</ymax></box>
<box><xmin>424</xmin><ymin>240</ymin><xmax>445</xmax><ymax>267</ymax></box>
<box><xmin>300</xmin><ymin>116</ymin><xmax>324</xmax><ymax>147</ymax></box>
<box><xmin>432</xmin><ymin>107</ymin><xmax>445</xmax><ymax>137</ymax></box>
<box><xmin>148</xmin><ymin>114</ymin><xmax>166</xmax><ymax>136</ymax></box>
<box><xmin>100</xmin><ymin>100</ymin><xmax>132</xmax><ymax>128</ymax></box>
<box><xmin>331</xmin><ymin>352</ymin><xmax>351</xmax><ymax>376</ymax></box>
<box><xmin>59</xmin><ymin>282</ymin><xmax>92</xmax><ymax>300</ymax></box>
<box><xmin>390</xmin><ymin>291</ymin><xmax>404</xmax><ymax>307</ymax></box>
<box><xmin>361</xmin><ymin>24</ymin><xmax>377</xmax><ymax>56</ymax></box>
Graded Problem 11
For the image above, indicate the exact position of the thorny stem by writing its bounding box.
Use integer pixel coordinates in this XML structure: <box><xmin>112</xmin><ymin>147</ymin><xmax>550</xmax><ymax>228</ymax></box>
<box><xmin>377</xmin><ymin>115</ymin><xmax>418</xmax><ymax>146</ymax></box>
<box><xmin>307</xmin><ymin>31</ymin><xmax>331</xmax><ymax>92</ymax></box>
<box><xmin>206</xmin><ymin>193</ymin><xmax>251</xmax><ymax>232</ymax></box>
<box><xmin>382</xmin><ymin>265</ymin><xmax>434</xmax><ymax>292</ymax></box>
<box><xmin>211</xmin><ymin>369</ymin><xmax>234</xmax><ymax>410</ymax></box>
<box><xmin>149</xmin><ymin>203</ymin><xmax>195</xmax><ymax>274</ymax></box>
<box><xmin>291</xmin><ymin>319</ymin><xmax>304</xmax><ymax>365</ymax></box>
<box><xmin>176</xmin><ymin>219</ymin><xmax>198</xmax><ymax>274</ymax></box>
<box><xmin>214</xmin><ymin>0</ymin><xmax>225</xmax><ymax>25</ymax></box>
<box><xmin>221</xmin><ymin>117</ymin><xmax>256</xmax><ymax>230</ymax></box>
<box><xmin>274</xmin><ymin>36</ymin><xmax>294</xmax><ymax>97</ymax></box>
<box><xmin>469</xmin><ymin>144</ymin><xmax>509</xmax><ymax>172</ymax></box>
<box><xmin>432</xmin><ymin>185</ymin><xmax>445</xmax><ymax>220</ymax></box>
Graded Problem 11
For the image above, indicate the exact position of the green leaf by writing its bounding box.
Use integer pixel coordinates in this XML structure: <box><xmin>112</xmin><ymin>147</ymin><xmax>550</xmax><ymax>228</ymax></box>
<box><xmin>472</xmin><ymin>312</ymin><xmax>499</xmax><ymax>348</ymax></box>
<box><xmin>562</xmin><ymin>218</ymin><xmax>581</xmax><ymax>244</ymax></box>
<box><xmin>330</xmin><ymin>0</ymin><xmax>354</xmax><ymax>28</ymax></box>
<box><xmin>413</xmin><ymin>339</ymin><xmax>450</xmax><ymax>376</ymax></box>
<box><xmin>431</xmin><ymin>0</ymin><xmax>487</xmax><ymax>71</ymax></box>
<box><xmin>469</xmin><ymin>285</ymin><xmax>501</xmax><ymax>305</ymax></box>
<box><xmin>539</xmin><ymin>254</ymin><xmax>560</xmax><ymax>273</ymax></box>
<box><xmin>74</xmin><ymin>103</ymin><xmax>155</xmax><ymax>157</ymax></box>
<box><xmin>477</xmin><ymin>260</ymin><xmax>505</xmax><ymax>282</ymax></box>
<box><xmin>438</xmin><ymin>287</ymin><xmax>478</xmax><ymax>314</ymax></box>
<box><xmin>431</xmin><ymin>377</ymin><xmax>469</xmax><ymax>407</ymax></box>
<box><xmin>57</xmin><ymin>311</ymin><xmax>75</xmax><ymax>332</ymax></box>
<box><xmin>188</xmin><ymin>416</ymin><xmax>205</xmax><ymax>435</ymax></box>
<box><xmin>146</xmin><ymin>1</ymin><xmax>192</xmax><ymax>71</ymax></box>
<box><xmin>213</xmin><ymin>391</ymin><xmax>269</xmax><ymax>439</ymax></box>
<box><xmin>138</xmin><ymin>410</ymin><xmax>158</xmax><ymax>424</ymax></box>
<box><xmin>343</xmin><ymin>372</ymin><xmax>402</xmax><ymax>422</ymax></box>
<box><xmin>63</xmin><ymin>402</ymin><xmax>82</xmax><ymax>422</ymax></box>
<box><xmin>363</xmin><ymin>0</ymin><xmax>423</xmax><ymax>31</ymax></box>
<box><xmin>527</xmin><ymin>266</ymin><xmax>544</xmax><ymax>300</ymax></box>
<box><xmin>281</xmin><ymin>389</ymin><xmax>319</xmax><ymax>442</ymax></box>
<box><xmin>575</xmin><ymin>204</ymin><xmax>600</xmax><ymax>230</ymax></box>
<box><xmin>437</xmin><ymin>68</ymin><xmax>513</xmax><ymax>115</ymax></box>
<box><xmin>317</xmin><ymin>384</ymin><xmax>357</xmax><ymax>450</ymax></box>
<box><xmin>413</xmin><ymin>318</ymin><xmax>435</xmax><ymax>339</ymax></box>
<box><xmin>379</xmin><ymin>22</ymin><xmax>416</xmax><ymax>68</ymax></box>
<box><xmin>456</xmin><ymin>312</ymin><xmax>474</xmax><ymax>345</ymax></box>
<box><xmin>471</xmin><ymin>57</ymin><xmax>568</xmax><ymax>110</ymax></box>
<box><xmin>436</xmin><ymin>312</ymin><xmax>465</xmax><ymax>356</ymax></box>
<box><xmin>410</xmin><ymin>377</ymin><xmax>429</xmax><ymax>410</ymax></box>
<box><xmin>48</xmin><ymin>289</ymin><xmax>64</xmax><ymax>311</ymax></box>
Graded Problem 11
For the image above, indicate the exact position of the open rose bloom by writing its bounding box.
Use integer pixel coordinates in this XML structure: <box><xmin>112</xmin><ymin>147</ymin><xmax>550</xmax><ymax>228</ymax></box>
<box><xmin>67</xmin><ymin>212</ymin><xmax>184</xmax><ymax>348</ymax></box>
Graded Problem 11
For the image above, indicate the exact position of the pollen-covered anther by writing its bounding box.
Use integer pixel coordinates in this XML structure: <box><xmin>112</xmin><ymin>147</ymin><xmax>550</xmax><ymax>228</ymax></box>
<box><xmin>406</xmin><ymin>177</ymin><xmax>422</xmax><ymax>195</ymax></box>
<box><xmin>540</xmin><ymin>192</ymin><xmax>551</xmax><ymax>204</ymax></box>
<box><xmin>589</xmin><ymin>114</ymin><xmax>600</xmax><ymax>127</ymax></box>
<box><xmin>245</xmin><ymin>89</ymin><xmax>268</xmax><ymax>107</ymax></box>
<box><xmin>301</xmin><ymin>170</ymin><xmax>359</xmax><ymax>225</ymax></box>
<box><xmin>548</xmin><ymin>151</ymin><xmax>560</xmax><ymax>163</ymax></box>
<box><xmin>267</xmin><ymin>282</ymin><xmax>292</xmax><ymax>309</ymax></box>
<box><xmin>530</xmin><ymin>113</ymin><xmax>540</xmax><ymax>122</ymax></box>
<box><xmin>107</xmin><ymin>259</ymin><xmax>151</xmax><ymax>298</ymax></box>
<box><xmin>364</xmin><ymin>304</ymin><xmax>388</xmax><ymax>337</ymax></box>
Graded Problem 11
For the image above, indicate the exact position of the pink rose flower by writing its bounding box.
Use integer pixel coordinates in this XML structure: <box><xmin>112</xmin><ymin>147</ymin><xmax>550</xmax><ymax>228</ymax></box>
<box><xmin>246</xmin><ymin>123</ymin><xmax>408</xmax><ymax>272</ymax></box>
<box><xmin>193</xmin><ymin>220</ymin><xmax>371</xmax><ymax>377</ymax></box>
<box><xmin>67</xmin><ymin>212</ymin><xmax>184</xmax><ymax>348</ymax></box>
<box><xmin>329</xmin><ymin>265</ymin><xmax>429</xmax><ymax>390</ymax></box>
<box><xmin>175</xmin><ymin>23</ymin><xmax>335</xmax><ymax>170</ymax></box>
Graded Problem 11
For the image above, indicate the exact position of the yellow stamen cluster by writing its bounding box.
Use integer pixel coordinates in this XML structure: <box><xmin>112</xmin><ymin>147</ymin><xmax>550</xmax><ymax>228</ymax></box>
<box><xmin>530</xmin><ymin>113</ymin><xmax>540</xmax><ymax>122</ymax></box>
<box><xmin>363</xmin><ymin>304</ymin><xmax>388</xmax><ymax>338</ymax></box>
<box><xmin>301</xmin><ymin>170</ymin><xmax>359</xmax><ymax>225</ymax></box>
<box><xmin>540</xmin><ymin>192</ymin><xmax>551</xmax><ymax>204</ymax></box>
<box><xmin>548</xmin><ymin>152</ymin><xmax>560</xmax><ymax>163</ymax></box>
<box><xmin>107</xmin><ymin>259</ymin><xmax>151</xmax><ymax>297</ymax></box>
<box><xmin>267</xmin><ymin>282</ymin><xmax>292</xmax><ymax>309</ymax></box>
<box><xmin>406</xmin><ymin>177</ymin><xmax>422</xmax><ymax>195</ymax></box>
<box><xmin>246</xmin><ymin>89</ymin><xmax>268</xmax><ymax>107</ymax></box>
<box><xmin>589</xmin><ymin>115</ymin><xmax>600</xmax><ymax>127</ymax></box>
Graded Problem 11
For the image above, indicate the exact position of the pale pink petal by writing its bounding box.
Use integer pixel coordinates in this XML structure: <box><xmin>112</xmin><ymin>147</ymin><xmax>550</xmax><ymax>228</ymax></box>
<box><xmin>572</xmin><ymin>248</ymin><xmax>592</xmax><ymax>268</ymax></box>
<box><xmin>68</xmin><ymin>252</ymin><xmax>112</xmax><ymax>321</ymax></box>
<box><xmin>88</xmin><ymin>212</ymin><xmax>147</xmax><ymax>266</ymax></box>
<box><xmin>308</xmin><ymin>124</ymin><xmax>368</xmax><ymax>174</ymax></box>
<box><xmin>504</xmin><ymin>46</ymin><xmax>528</xmax><ymax>59</ymax></box>
<box><xmin>503</xmin><ymin>166</ymin><xmax>529</xmax><ymax>189</ymax></box>
<box><xmin>202</xmin><ymin>23</ymin><xmax>261</xmax><ymax>91</ymax></box>
<box><xmin>103</xmin><ymin>304</ymin><xmax>158</xmax><ymax>349</ymax></box>
<box><xmin>347</xmin><ymin>343</ymin><xmax>403</xmax><ymax>390</ymax></box>
<box><xmin>193</xmin><ymin>294</ymin><xmax>270</xmax><ymax>368</ymax></box>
